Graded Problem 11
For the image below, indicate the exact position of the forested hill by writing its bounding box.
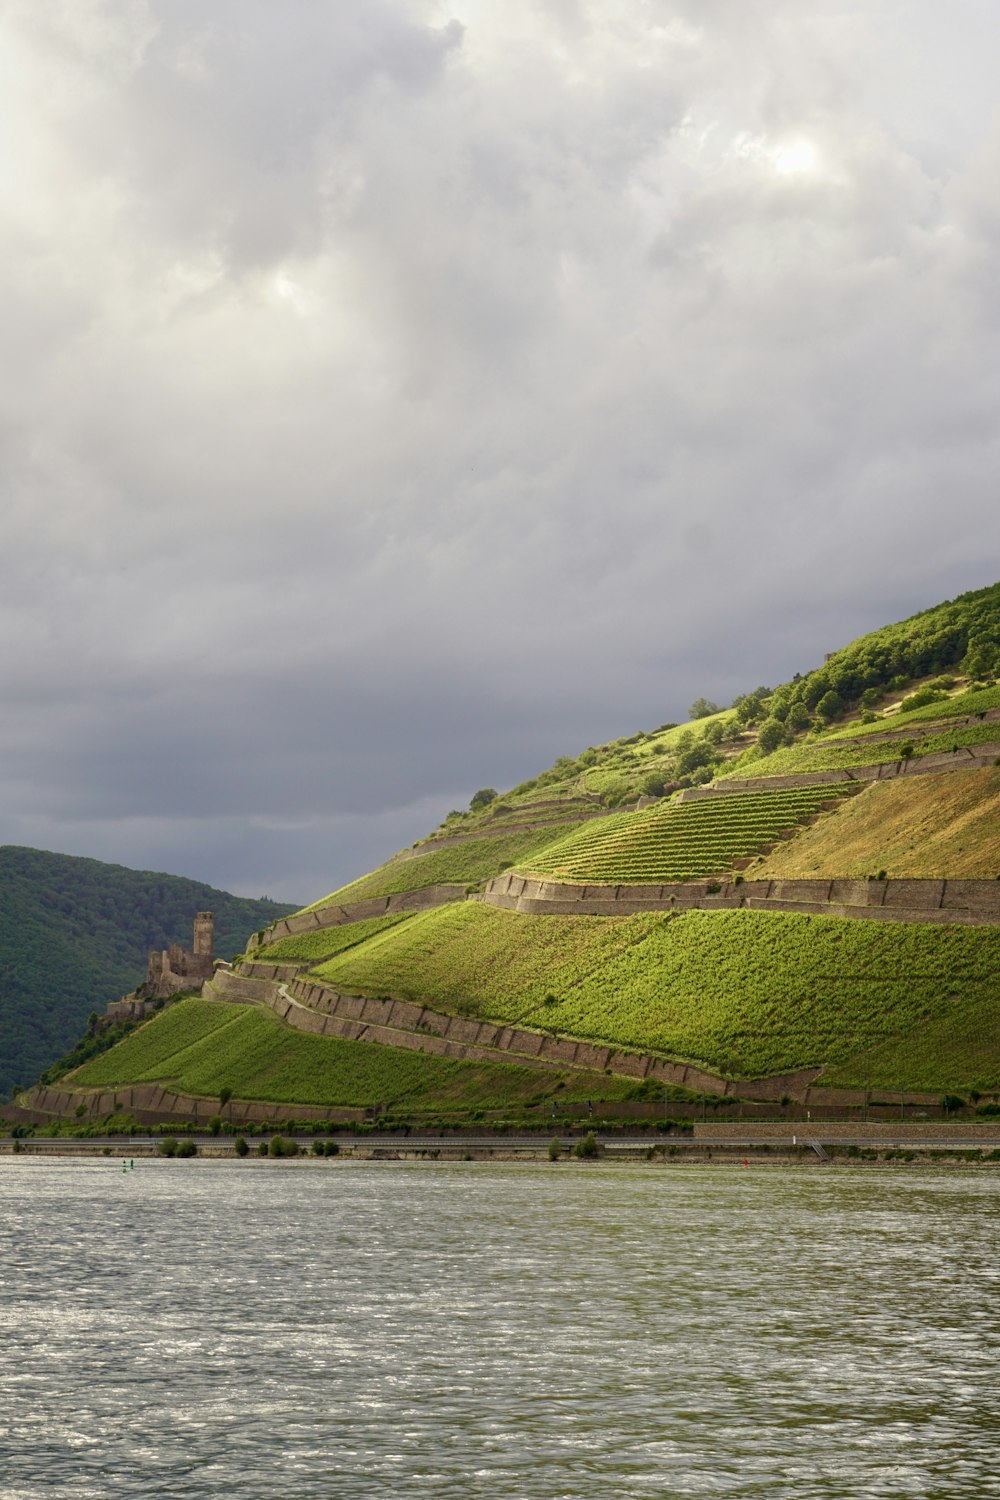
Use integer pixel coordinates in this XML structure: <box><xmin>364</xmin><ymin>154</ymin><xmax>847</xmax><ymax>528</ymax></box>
<box><xmin>0</xmin><ymin>846</ymin><xmax>296</xmax><ymax>1096</ymax></box>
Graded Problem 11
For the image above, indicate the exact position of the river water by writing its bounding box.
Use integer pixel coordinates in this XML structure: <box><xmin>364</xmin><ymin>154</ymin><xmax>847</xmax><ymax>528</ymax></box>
<box><xmin>2</xmin><ymin>1159</ymin><xmax>999</xmax><ymax>1499</ymax></box>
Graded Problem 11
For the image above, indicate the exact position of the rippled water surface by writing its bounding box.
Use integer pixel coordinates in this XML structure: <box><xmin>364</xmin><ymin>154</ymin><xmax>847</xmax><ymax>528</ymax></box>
<box><xmin>3</xmin><ymin>1159</ymin><xmax>1000</xmax><ymax>1498</ymax></box>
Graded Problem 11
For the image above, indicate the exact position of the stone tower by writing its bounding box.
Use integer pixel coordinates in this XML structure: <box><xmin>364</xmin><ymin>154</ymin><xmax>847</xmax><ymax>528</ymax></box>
<box><xmin>193</xmin><ymin>911</ymin><xmax>214</xmax><ymax>961</ymax></box>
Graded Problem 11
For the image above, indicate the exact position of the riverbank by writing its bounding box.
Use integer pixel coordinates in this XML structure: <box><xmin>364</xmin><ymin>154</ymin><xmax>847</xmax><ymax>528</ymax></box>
<box><xmin>5</xmin><ymin>1126</ymin><xmax>1000</xmax><ymax>1165</ymax></box>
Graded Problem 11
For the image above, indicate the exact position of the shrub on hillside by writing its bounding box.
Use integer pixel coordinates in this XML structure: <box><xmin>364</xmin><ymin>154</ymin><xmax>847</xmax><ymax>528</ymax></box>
<box><xmin>677</xmin><ymin>741</ymin><xmax>718</xmax><ymax>776</ymax></box>
<box><xmin>901</xmin><ymin>687</ymin><xmax>945</xmax><ymax>712</ymax></box>
<box><xmin>470</xmin><ymin>788</ymin><xmax>497</xmax><ymax>812</ymax></box>
<box><xmin>601</xmin><ymin>776</ymin><xmax>634</xmax><ymax>806</ymax></box>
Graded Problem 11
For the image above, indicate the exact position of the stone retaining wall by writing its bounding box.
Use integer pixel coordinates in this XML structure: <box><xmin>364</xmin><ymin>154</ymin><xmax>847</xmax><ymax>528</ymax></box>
<box><xmin>240</xmin><ymin>962</ymin><xmax>302</xmax><ymax>983</ymax></box>
<box><xmin>280</xmin><ymin>977</ymin><xmax>695</xmax><ymax>1081</ymax></box>
<box><xmin>230</xmin><ymin>969</ymin><xmax>832</xmax><ymax>1102</ymax></box>
<box><xmin>479</xmin><ymin>872</ymin><xmax>1000</xmax><ymax>924</ymax></box>
<box><xmin>16</xmin><ymin>1080</ymin><xmax>364</xmax><ymax>1127</ymax></box>
<box><xmin>249</xmin><ymin>884</ymin><xmax>467</xmax><ymax>950</ymax></box>
<box><xmin>204</xmin><ymin>970</ymin><xmax>281</xmax><ymax>1003</ymax></box>
<box><xmin>202</xmin><ymin>975</ymin><xmax>943</xmax><ymax>1111</ymax></box>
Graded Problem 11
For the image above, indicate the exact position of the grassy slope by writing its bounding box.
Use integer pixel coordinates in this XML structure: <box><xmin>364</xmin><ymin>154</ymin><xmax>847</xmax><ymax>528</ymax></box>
<box><xmin>69</xmin><ymin>998</ymin><xmax>638</xmax><ymax>1111</ymax></box>
<box><xmin>0</xmin><ymin>846</ymin><xmax>297</xmax><ymax>1096</ymax></box>
<box><xmin>754</xmin><ymin>770</ymin><xmax>1000</xmax><ymax>879</ymax></box>
<box><xmin>312</xmin><ymin>903</ymin><xmax>1000</xmax><ymax>1092</ymax></box>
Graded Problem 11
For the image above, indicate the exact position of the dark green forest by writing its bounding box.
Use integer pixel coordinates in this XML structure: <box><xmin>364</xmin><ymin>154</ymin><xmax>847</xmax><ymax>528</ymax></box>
<box><xmin>0</xmin><ymin>846</ymin><xmax>296</xmax><ymax>1097</ymax></box>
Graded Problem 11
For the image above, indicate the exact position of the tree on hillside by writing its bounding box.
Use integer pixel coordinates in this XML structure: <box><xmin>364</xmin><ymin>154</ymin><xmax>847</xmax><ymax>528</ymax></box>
<box><xmin>757</xmin><ymin>718</ymin><xmax>786</xmax><ymax>755</ymax></box>
<box><xmin>470</xmin><ymin>788</ymin><xmax>497</xmax><ymax>812</ymax></box>
<box><xmin>815</xmin><ymin>691</ymin><xmax>844</xmax><ymax>723</ymax></box>
<box><xmin>689</xmin><ymin>697</ymin><xmax>721</xmax><ymax>720</ymax></box>
<box><xmin>785</xmin><ymin>701</ymin><xmax>812</xmax><ymax>733</ymax></box>
<box><xmin>732</xmin><ymin>687</ymin><xmax>771</xmax><ymax>725</ymax></box>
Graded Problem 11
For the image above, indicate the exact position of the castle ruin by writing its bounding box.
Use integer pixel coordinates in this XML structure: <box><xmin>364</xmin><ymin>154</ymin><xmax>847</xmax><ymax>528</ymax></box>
<box><xmin>145</xmin><ymin>911</ymin><xmax>216</xmax><ymax>999</ymax></box>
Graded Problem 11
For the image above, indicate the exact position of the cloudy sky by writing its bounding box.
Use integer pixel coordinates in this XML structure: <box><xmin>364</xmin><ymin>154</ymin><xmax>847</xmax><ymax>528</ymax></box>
<box><xmin>2</xmin><ymin>0</ymin><xmax>999</xmax><ymax>902</ymax></box>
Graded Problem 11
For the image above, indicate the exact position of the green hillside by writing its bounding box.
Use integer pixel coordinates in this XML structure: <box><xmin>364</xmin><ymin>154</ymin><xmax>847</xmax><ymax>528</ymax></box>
<box><xmin>309</xmin><ymin>904</ymin><xmax>1000</xmax><ymax>1091</ymax></box>
<box><xmin>69</xmin><ymin>997</ymin><xmax>640</xmax><ymax>1113</ymax></box>
<box><xmin>0</xmin><ymin>847</ymin><xmax>296</xmax><ymax>1097</ymax></box>
<box><xmin>24</xmin><ymin>579</ymin><xmax>1000</xmax><ymax>1124</ymax></box>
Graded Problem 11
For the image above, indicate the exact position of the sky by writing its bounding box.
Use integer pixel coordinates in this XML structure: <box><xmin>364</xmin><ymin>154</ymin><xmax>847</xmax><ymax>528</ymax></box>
<box><xmin>2</xmin><ymin>0</ymin><xmax>1000</xmax><ymax>903</ymax></box>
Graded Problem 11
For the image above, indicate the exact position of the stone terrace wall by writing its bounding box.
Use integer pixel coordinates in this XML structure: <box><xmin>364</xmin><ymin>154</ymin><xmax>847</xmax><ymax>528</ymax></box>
<box><xmin>278</xmin><ymin>976</ymin><xmax>728</xmax><ymax>1088</ymax></box>
<box><xmin>249</xmin><ymin>884</ymin><xmax>467</xmax><ymax>950</ymax></box>
<box><xmin>224</xmin><ymin>968</ymin><xmax>834</xmax><ymax>1103</ymax></box>
<box><xmin>16</xmin><ymin>1080</ymin><xmax>364</xmax><ymax>1127</ymax></box>
<box><xmin>225</xmin><ymin>975</ymin><xmax>945</xmax><ymax>1110</ymax></box>
<box><xmin>479</xmin><ymin>872</ymin><xmax>1000</xmax><ymax>925</ymax></box>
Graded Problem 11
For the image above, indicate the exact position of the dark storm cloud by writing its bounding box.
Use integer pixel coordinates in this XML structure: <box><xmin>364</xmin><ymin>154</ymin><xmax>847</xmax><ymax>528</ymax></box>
<box><xmin>2</xmin><ymin>0</ymin><xmax>1000</xmax><ymax>899</ymax></box>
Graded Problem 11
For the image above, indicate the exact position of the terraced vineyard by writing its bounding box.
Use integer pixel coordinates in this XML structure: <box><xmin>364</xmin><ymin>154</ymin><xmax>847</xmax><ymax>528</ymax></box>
<box><xmin>315</xmin><ymin>904</ymin><xmax>1000</xmax><ymax>1091</ymax></box>
<box><xmin>518</xmin><ymin>785</ymin><xmax>857</xmax><ymax>884</ymax></box>
<box><xmin>69</xmin><ymin>998</ymin><xmax>638</xmax><ymax>1111</ymax></box>
<box><xmin>311</xmin><ymin>903</ymin><xmax>663</xmax><ymax>1022</ymax></box>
